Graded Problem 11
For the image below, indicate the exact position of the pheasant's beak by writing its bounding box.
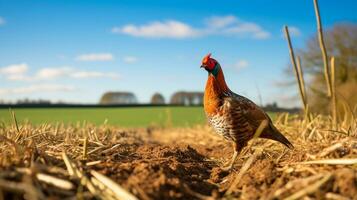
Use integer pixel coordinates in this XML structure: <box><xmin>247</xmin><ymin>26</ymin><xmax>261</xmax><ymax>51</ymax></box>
<box><xmin>200</xmin><ymin>65</ymin><xmax>204</xmax><ymax>68</ymax></box>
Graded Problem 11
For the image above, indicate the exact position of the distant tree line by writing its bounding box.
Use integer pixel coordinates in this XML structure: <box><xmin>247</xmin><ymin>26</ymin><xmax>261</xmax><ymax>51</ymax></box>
<box><xmin>0</xmin><ymin>91</ymin><xmax>300</xmax><ymax>113</ymax></box>
<box><xmin>0</xmin><ymin>98</ymin><xmax>52</xmax><ymax>105</ymax></box>
<box><xmin>98</xmin><ymin>91</ymin><xmax>204</xmax><ymax>106</ymax></box>
<box><xmin>97</xmin><ymin>91</ymin><xmax>299</xmax><ymax>112</ymax></box>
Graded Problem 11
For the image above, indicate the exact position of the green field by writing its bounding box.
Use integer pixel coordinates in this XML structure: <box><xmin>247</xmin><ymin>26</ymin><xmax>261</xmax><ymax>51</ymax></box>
<box><xmin>0</xmin><ymin>107</ymin><xmax>277</xmax><ymax>127</ymax></box>
<box><xmin>0</xmin><ymin>107</ymin><xmax>207</xmax><ymax>127</ymax></box>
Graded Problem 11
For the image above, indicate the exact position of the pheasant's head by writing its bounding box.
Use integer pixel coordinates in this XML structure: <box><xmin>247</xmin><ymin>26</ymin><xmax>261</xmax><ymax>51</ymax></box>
<box><xmin>201</xmin><ymin>53</ymin><xmax>219</xmax><ymax>76</ymax></box>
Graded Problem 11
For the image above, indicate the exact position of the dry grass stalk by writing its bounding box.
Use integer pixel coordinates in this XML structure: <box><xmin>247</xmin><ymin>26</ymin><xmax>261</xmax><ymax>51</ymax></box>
<box><xmin>285</xmin><ymin>173</ymin><xmax>332</xmax><ymax>200</ymax></box>
<box><xmin>9</xmin><ymin>109</ymin><xmax>23</xmax><ymax>143</ymax></box>
<box><xmin>317</xmin><ymin>142</ymin><xmax>343</xmax><ymax>158</ymax></box>
<box><xmin>86</xmin><ymin>160</ymin><xmax>102</xmax><ymax>166</ymax></box>
<box><xmin>284</xmin><ymin>26</ymin><xmax>308</xmax><ymax>115</ymax></box>
<box><xmin>253</xmin><ymin>120</ymin><xmax>268</xmax><ymax>139</ymax></box>
<box><xmin>296</xmin><ymin>56</ymin><xmax>307</xmax><ymax>102</ymax></box>
<box><xmin>88</xmin><ymin>146</ymin><xmax>106</xmax><ymax>155</ymax></box>
<box><xmin>330</xmin><ymin>57</ymin><xmax>337</xmax><ymax>129</ymax></box>
<box><xmin>90</xmin><ymin>177</ymin><xmax>118</xmax><ymax>200</ymax></box>
<box><xmin>91</xmin><ymin>170</ymin><xmax>138</xmax><ymax>200</ymax></box>
<box><xmin>307</xmin><ymin>127</ymin><xmax>317</xmax><ymax>140</ymax></box>
<box><xmin>62</xmin><ymin>152</ymin><xmax>98</xmax><ymax>196</ymax></box>
<box><xmin>296</xmin><ymin>56</ymin><xmax>309</xmax><ymax>118</ymax></box>
<box><xmin>36</xmin><ymin>173</ymin><xmax>74</xmax><ymax>190</ymax></box>
<box><xmin>102</xmin><ymin>143</ymin><xmax>122</xmax><ymax>154</ymax></box>
<box><xmin>82</xmin><ymin>133</ymin><xmax>88</xmax><ymax>160</ymax></box>
<box><xmin>62</xmin><ymin>152</ymin><xmax>75</xmax><ymax>176</ymax></box>
<box><xmin>284</xmin><ymin>112</ymin><xmax>289</xmax><ymax>125</ymax></box>
<box><xmin>296</xmin><ymin>158</ymin><xmax>357</xmax><ymax>165</ymax></box>
<box><xmin>9</xmin><ymin>108</ymin><xmax>20</xmax><ymax>134</ymax></box>
<box><xmin>313</xmin><ymin>0</ymin><xmax>332</xmax><ymax>97</ymax></box>
<box><xmin>325</xmin><ymin>192</ymin><xmax>350</xmax><ymax>200</ymax></box>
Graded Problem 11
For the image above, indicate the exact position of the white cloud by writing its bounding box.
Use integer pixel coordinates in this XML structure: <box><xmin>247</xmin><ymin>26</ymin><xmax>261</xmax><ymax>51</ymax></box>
<box><xmin>36</xmin><ymin>67</ymin><xmax>73</xmax><ymax>79</ymax></box>
<box><xmin>233</xmin><ymin>60</ymin><xmax>249</xmax><ymax>70</ymax></box>
<box><xmin>113</xmin><ymin>15</ymin><xmax>271</xmax><ymax>40</ymax></box>
<box><xmin>0</xmin><ymin>63</ymin><xmax>28</xmax><ymax>75</ymax></box>
<box><xmin>34</xmin><ymin>67</ymin><xmax>119</xmax><ymax>80</ymax></box>
<box><xmin>0</xmin><ymin>17</ymin><xmax>5</xmax><ymax>25</ymax></box>
<box><xmin>76</xmin><ymin>53</ymin><xmax>114</xmax><ymax>61</ymax></box>
<box><xmin>1</xmin><ymin>64</ymin><xmax>119</xmax><ymax>81</ymax></box>
<box><xmin>222</xmin><ymin>21</ymin><xmax>270</xmax><ymax>39</ymax></box>
<box><xmin>0</xmin><ymin>63</ymin><xmax>30</xmax><ymax>80</ymax></box>
<box><xmin>123</xmin><ymin>56</ymin><xmax>138</xmax><ymax>64</ymax></box>
<box><xmin>205</xmin><ymin>15</ymin><xmax>237</xmax><ymax>28</ymax></box>
<box><xmin>71</xmin><ymin>71</ymin><xmax>119</xmax><ymax>79</ymax></box>
<box><xmin>0</xmin><ymin>84</ymin><xmax>76</xmax><ymax>95</ymax></box>
<box><xmin>113</xmin><ymin>20</ymin><xmax>199</xmax><ymax>39</ymax></box>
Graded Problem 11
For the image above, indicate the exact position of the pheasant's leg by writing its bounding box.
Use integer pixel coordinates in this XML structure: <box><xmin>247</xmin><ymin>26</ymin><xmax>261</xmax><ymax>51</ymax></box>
<box><xmin>221</xmin><ymin>150</ymin><xmax>238</xmax><ymax>171</ymax></box>
<box><xmin>221</xmin><ymin>143</ymin><xmax>241</xmax><ymax>171</ymax></box>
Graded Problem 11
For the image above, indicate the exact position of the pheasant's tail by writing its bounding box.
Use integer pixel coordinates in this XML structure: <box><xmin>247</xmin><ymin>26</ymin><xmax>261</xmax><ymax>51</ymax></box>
<box><xmin>260</xmin><ymin>124</ymin><xmax>294</xmax><ymax>149</ymax></box>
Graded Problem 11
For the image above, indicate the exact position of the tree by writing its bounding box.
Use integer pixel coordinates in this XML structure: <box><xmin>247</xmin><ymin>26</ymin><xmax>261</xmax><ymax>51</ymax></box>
<box><xmin>151</xmin><ymin>93</ymin><xmax>165</xmax><ymax>104</ymax></box>
<box><xmin>301</xmin><ymin>23</ymin><xmax>357</xmax><ymax>82</ymax></box>
<box><xmin>298</xmin><ymin>23</ymin><xmax>357</xmax><ymax>113</ymax></box>
<box><xmin>99</xmin><ymin>92</ymin><xmax>138</xmax><ymax>105</ymax></box>
<box><xmin>170</xmin><ymin>91</ymin><xmax>203</xmax><ymax>106</ymax></box>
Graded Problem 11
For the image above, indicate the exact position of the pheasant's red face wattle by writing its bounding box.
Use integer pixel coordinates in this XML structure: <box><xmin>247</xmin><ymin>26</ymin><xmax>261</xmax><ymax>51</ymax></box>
<box><xmin>201</xmin><ymin>53</ymin><xmax>216</xmax><ymax>71</ymax></box>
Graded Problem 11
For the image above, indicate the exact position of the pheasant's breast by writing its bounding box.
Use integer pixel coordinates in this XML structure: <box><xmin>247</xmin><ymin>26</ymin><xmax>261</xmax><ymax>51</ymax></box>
<box><xmin>208</xmin><ymin>114</ymin><xmax>233</xmax><ymax>141</ymax></box>
<box><xmin>207</xmin><ymin>98</ymin><xmax>255</xmax><ymax>143</ymax></box>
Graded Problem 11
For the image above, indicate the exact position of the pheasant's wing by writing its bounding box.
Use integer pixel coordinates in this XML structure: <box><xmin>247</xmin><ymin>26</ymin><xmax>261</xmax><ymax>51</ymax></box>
<box><xmin>222</xmin><ymin>94</ymin><xmax>271</xmax><ymax>142</ymax></box>
<box><xmin>225</xmin><ymin>94</ymin><xmax>294</xmax><ymax>149</ymax></box>
<box><xmin>225</xmin><ymin>94</ymin><xmax>271</xmax><ymax>129</ymax></box>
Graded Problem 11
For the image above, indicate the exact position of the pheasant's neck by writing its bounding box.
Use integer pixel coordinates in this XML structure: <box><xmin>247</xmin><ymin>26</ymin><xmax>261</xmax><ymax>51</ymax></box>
<box><xmin>204</xmin><ymin>66</ymin><xmax>230</xmax><ymax>115</ymax></box>
<box><xmin>207</xmin><ymin>66</ymin><xmax>230</xmax><ymax>95</ymax></box>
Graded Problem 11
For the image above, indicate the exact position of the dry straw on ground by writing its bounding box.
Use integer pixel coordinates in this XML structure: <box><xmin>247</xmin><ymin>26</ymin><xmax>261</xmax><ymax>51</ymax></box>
<box><xmin>0</xmin><ymin>113</ymin><xmax>356</xmax><ymax>199</ymax></box>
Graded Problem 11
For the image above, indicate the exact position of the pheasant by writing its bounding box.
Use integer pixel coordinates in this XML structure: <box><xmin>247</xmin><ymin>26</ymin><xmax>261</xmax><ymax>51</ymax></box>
<box><xmin>201</xmin><ymin>53</ymin><xmax>293</xmax><ymax>171</ymax></box>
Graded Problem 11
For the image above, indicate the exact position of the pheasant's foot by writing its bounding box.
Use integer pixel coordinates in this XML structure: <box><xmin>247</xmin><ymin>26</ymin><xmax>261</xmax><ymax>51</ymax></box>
<box><xmin>220</xmin><ymin>152</ymin><xmax>238</xmax><ymax>171</ymax></box>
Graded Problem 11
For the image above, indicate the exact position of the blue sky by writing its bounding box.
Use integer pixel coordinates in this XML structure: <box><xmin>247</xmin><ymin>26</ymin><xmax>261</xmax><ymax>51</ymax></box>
<box><xmin>0</xmin><ymin>0</ymin><xmax>356</xmax><ymax>107</ymax></box>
